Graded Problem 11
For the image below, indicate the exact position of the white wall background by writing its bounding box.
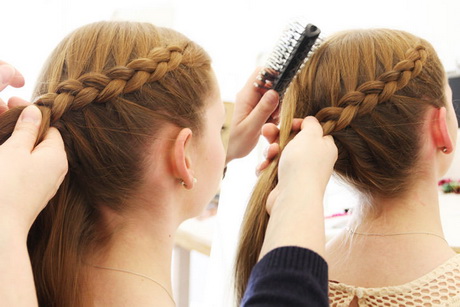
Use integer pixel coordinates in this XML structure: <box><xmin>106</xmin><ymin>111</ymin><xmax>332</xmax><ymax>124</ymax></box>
<box><xmin>2</xmin><ymin>1</ymin><xmax>460</xmax><ymax>306</ymax></box>
<box><xmin>3</xmin><ymin>0</ymin><xmax>460</xmax><ymax>102</ymax></box>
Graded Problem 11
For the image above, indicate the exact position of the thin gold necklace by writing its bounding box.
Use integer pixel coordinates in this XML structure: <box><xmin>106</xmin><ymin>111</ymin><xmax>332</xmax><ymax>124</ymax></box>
<box><xmin>91</xmin><ymin>264</ymin><xmax>176</xmax><ymax>305</ymax></box>
<box><xmin>346</xmin><ymin>227</ymin><xmax>449</xmax><ymax>244</ymax></box>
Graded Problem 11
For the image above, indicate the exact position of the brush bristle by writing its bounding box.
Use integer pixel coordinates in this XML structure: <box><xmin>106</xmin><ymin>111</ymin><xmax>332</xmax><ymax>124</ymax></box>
<box><xmin>254</xmin><ymin>21</ymin><xmax>321</xmax><ymax>99</ymax></box>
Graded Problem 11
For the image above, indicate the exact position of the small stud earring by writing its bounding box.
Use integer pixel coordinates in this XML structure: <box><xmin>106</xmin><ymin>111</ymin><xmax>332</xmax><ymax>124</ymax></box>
<box><xmin>442</xmin><ymin>147</ymin><xmax>448</xmax><ymax>153</ymax></box>
<box><xmin>180</xmin><ymin>177</ymin><xmax>198</xmax><ymax>188</ymax></box>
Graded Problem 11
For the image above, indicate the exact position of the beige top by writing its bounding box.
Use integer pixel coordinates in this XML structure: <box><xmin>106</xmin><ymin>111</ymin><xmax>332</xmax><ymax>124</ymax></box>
<box><xmin>329</xmin><ymin>254</ymin><xmax>460</xmax><ymax>307</ymax></box>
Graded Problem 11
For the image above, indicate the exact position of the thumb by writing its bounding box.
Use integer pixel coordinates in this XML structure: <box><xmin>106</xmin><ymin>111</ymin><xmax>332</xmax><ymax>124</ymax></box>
<box><xmin>8</xmin><ymin>105</ymin><xmax>42</xmax><ymax>151</ymax></box>
<box><xmin>300</xmin><ymin>116</ymin><xmax>324</xmax><ymax>136</ymax></box>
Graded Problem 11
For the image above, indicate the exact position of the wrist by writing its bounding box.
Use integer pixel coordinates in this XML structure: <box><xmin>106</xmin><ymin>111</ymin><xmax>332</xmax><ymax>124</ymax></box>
<box><xmin>261</xmin><ymin>187</ymin><xmax>326</xmax><ymax>259</ymax></box>
<box><xmin>272</xmin><ymin>183</ymin><xmax>325</xmax><ymax>211</ymax></box>
<box><xmin>260</xmin><ymin>208</ymin><xmax>326</xmax><ymax>260</ymax></box>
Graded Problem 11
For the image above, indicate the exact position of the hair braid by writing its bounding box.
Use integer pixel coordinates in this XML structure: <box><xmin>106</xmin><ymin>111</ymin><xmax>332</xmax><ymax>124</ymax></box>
<box><xmin>35</xmin><ymin>44</ymin><xmax>187</xmax><ymax>123</ymax></box>
<box><xmin>316</xmin><ymin>45</ymin><xmax>427</xmax><ymax>135</ymax></box>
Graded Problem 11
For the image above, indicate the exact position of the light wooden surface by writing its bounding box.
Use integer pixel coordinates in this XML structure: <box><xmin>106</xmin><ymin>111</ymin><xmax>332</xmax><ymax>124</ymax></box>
<box><xmin>175</xmin><ymin>217</ymin><xmax>215</xmax><ymax>256</ymax></box>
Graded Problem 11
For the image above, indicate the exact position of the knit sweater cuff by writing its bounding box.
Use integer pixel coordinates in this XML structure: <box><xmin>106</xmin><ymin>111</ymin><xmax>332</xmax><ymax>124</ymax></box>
<box><xmin>256</xmin><ymin>246</ymin><xmax>328</xmax><ymax>284</ymax></box>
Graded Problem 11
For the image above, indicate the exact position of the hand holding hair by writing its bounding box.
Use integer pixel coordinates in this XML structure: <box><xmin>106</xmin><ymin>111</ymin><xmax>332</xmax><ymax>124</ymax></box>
<box><xmin>256</xmin><ymin>118</ymin><xmax>304</xmax><ymax>175</ymax></box>
<box><xmin>259</xmin><ymin>116</ymin><xmax>337</xmax><ymax>260</ymax></box>
<box><xmin>0</xmin><ymin>61</ymin><xmax>66</xmax><ymax>234</ymax></box>
<box><xmin>0</xmin><ymin>105</ymin><xmax>68</xmax><ymax>236</ymax></box>
<box><xmin>0</xmin><ymin>105</ymin><xmax>67</xmax><ymax>307</ymax></box>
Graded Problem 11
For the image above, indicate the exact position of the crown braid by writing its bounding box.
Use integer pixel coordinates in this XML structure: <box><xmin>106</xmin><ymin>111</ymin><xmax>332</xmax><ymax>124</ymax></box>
<box><xmin>35</xmin><ymin>44</ymin><xmax>187</xmax><ymax>123</ymax></box>
<box><xmin>316</xmin><ymin>45</ymin><xmax>427</xmax><ymax>135</ymax></box>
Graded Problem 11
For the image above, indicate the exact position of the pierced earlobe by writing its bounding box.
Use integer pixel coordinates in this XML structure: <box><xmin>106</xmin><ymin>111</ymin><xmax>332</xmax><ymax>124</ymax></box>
<box><xmin>180</xmin><ymin>177</ymin><xmax>198</xmax><ymax>189</ymax></box>
<box><xmin>433</xmin><ymin>107</ymin><xmax>454</xmax><ymax>155</ymax></box>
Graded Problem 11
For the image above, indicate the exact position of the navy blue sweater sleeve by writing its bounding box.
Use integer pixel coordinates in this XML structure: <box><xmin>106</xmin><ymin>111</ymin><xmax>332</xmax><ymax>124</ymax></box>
<box><xmin>241</xmin><ymin>246</ymin><xmax>329</xmax><ymax>307</ymax></box>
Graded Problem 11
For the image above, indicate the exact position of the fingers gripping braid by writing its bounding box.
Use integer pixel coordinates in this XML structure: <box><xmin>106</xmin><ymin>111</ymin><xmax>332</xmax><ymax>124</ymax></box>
<box><xmin>35</xmin><ymin>45</ymin><xmax>186</xmax><ymax>123</ymax></box>
<box><xmin>316</xmin><ymin>45</ymin><xmax>427</xmax><ymax>135</ymax></box>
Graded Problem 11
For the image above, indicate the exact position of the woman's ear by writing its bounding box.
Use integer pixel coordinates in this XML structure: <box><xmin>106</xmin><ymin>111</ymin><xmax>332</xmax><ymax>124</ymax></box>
<box><xmin>172</xmin><ymin>128</ymin><xmax>195</xmax><ymax>189</ymax></box>
<box><xmin>432</xmin><ymin>107</ymin><xmax>454</xmax><ymax>154</ymax></box>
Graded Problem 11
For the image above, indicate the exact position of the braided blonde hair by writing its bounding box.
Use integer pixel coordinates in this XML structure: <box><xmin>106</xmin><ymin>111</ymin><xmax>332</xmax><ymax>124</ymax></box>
<box><xmin>235</xmin><ymin>29</ymin><xmax>447</xmax><ymax>303</ymax></box>
<box><xmin>0</xmin><ymin>21</ymin><xmax>213</xmax><ymax>306</ymax></box>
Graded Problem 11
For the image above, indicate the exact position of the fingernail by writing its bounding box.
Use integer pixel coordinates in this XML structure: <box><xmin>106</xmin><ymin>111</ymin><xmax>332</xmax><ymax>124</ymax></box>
<box><xmin>19</xmin><ymin>105</ymin><xmax>42</xmax><ymax>125</ymax></box>
<box><xmin>0</xmin><ymin>64</ymin><xmax>15</xmax><ymax>85</ymax></box>
<box><xmin>266</xmin><ymin>90</ymin><xmax>279</xmax><ymax>104</ymax></box>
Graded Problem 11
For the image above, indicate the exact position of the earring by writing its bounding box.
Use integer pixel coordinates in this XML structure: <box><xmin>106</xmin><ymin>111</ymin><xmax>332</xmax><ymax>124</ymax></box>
<box><xmin>442</xmin><ymin>147</ymin><xmax>448</xmax><ymax>153</ymax></box>
<box><xmin>180</xmin><ymin>177</ymin><xmax>198</xmax><ymax>188</ymax></box>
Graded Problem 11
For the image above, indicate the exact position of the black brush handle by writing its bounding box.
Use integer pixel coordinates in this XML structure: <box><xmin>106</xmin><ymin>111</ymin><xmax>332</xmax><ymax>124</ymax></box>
<box><xmin>274</xmin><ymin>24</ymin><xmax>320</xmax><ymax>96</ymax></box>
